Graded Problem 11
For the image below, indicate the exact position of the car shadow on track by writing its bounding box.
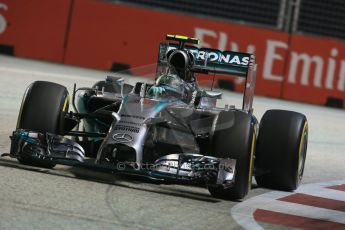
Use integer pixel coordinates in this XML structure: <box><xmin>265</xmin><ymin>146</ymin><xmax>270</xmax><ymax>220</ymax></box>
<box><xmin>0</xmin><ymin>157</ymin><xmax>220</xmax><ymax>203</ymax></box>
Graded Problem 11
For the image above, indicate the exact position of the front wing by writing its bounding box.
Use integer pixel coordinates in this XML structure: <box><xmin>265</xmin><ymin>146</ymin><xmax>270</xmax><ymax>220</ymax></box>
<box><xmin>5</xmin><ymin>129</ymin><xmax>236</xmax><ymax>187</ymax></box>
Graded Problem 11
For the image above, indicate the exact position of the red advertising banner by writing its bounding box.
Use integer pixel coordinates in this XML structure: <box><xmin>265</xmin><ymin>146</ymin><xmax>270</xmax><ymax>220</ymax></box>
<box><xmin>0</xmin><ymin>0</ymin><xmax>71</xmax><ymax>62</ymax></box>
<box><xmin>282</xmin><ymin>34</ymin><xmax>345</xmax><ymax>106</ymax></box>
<box><xmin>64</xmin><ymin>0</ymin><xmax>289</xmax><ymax>98</ymax></box>
<box><xmin>3</xmin><ymin>0</ymin><xmax>345</xmax><ymax>107</ymax></box>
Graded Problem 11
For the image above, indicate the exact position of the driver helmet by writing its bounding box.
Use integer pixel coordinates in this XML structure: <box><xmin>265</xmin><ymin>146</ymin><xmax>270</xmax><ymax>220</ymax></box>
<box><xmin>167</xmin><ymin>49</ymin><xmax>195</xmax><ymax>82</ymax></box>
<box><xmin>155</xmin><ymin>73</ymin><xmax>185</xmax><ymax>96</ymax></box>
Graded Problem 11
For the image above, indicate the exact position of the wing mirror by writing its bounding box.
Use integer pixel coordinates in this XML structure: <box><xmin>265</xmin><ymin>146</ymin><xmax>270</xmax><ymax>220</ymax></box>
<box><xmin>115</xmin><ymin>78</ymin><xmax>124</xmax><ymax>98</ymax></box>
<box><xmin>106</xmin><ymin>76</ymin><xmax>124</xmax><ymax>98</ymax></box>
<box><xmin>202</xmin><ymin>90</ymin><xmax>222</xmax><ymax>99</ymax></box>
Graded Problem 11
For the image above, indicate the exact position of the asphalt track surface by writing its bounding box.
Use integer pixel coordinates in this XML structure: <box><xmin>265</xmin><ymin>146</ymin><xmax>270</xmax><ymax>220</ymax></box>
<box><xmin>0</xmin><ymin>56</ymin><xmax>344</xmax><ymax>229</ymax></box>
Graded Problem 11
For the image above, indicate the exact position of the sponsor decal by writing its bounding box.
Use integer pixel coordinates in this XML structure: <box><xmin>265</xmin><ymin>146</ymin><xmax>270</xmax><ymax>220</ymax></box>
<box><xmin>113</xmin><ymin>125</ymin><xmax>140</xmax><ymax>133</ymax></box>
<box><xmin>194</xmin><ymin>27</ymin><xmax>345</xmax><ymax>105</ymax></box>
<box><xmin>167</xmin><ymin>45</ymin><xmax>250</xmax><ymax>67</ymax></box>
<box><xmin>119</xmin><ymin>120</ymin><xmax>143</xmax><ymax>126</ymax></box>
<box><xmin>112</xmin><ymin>133</ymin><xmax>133</xmax><ymax>143</ymax></box>
<box><xmin>120</xmin><ymin>114</ymin><xmax>145</xmax><ymax>120</ymax></box>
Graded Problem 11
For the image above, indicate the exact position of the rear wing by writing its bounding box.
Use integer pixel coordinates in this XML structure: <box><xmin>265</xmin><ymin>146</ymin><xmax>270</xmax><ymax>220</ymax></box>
<box><xmin>157</xmin><ymin>34</ymin><xmax>257</xmax><ymax>112</ymax></box>
<box><xmin>157</xmin><ymin>42</ymin><xmax>256</xmax><ymax>77</ymax></box>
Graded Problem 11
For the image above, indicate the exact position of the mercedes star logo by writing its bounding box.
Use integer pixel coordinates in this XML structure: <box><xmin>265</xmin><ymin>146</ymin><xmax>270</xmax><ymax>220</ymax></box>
<box><xmin>113</xmin><ymin>133</ymin><xmax>133</xmax><ymax>143</ymax></box>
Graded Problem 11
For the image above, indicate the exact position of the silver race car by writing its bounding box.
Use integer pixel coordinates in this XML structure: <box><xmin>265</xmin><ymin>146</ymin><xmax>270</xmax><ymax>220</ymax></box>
<box><xmin>5</xmin><ymin>35</ymin><xmax>308</xmax><ymax>200</ymax></box>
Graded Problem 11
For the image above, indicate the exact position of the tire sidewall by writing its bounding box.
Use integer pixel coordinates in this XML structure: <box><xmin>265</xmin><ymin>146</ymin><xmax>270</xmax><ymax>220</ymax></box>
<box><xmin>209</xmin><ymin>110</ymin><xmax>255</xmax><ymax>200</ymax></box>
<box><xmin>255</xmin><ymin>110</ymin><xmax>308</xmax><ymax>190</ymax></box>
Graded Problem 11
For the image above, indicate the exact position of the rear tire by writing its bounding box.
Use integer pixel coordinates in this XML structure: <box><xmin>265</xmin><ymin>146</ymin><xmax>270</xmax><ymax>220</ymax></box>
<box><xmin>255</xmin><ymin>110</ymin><xmax>308</xmax><ymax>191</ymax></box>
<box><xmin>16</xmin><ymin>81</ymin><xmax>69</xmax><ymax>168</ymax></box>
<box><xmin>208</xmin><ymin>111</ymin><xmax>255</xmax><ymax>200</ymax></box>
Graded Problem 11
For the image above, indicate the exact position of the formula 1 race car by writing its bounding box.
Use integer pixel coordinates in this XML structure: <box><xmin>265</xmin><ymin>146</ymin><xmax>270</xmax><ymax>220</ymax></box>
<box><xmin>5</xmin><ymin>35</ymin><xmax>308</xmax><ymax>200</ymax></box>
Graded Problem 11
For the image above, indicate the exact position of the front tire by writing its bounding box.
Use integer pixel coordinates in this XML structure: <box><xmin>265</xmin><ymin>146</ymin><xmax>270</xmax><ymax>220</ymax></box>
<box><xmin>208</xmin><ymin>111</ymin><xmax>255</xmax><ymax>200</ymax></box>
<box><xmin>255</xmin><ymin>110</ymin><xmax>308</xmax><ymax>191</ymax></box>
<box><xmin>16</xmin><ymin>81</ymin><xmax>69</xmax><ymax>168</ymax></box>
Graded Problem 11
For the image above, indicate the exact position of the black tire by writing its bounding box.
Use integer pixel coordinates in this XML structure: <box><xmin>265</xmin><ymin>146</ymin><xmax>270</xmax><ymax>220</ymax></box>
<box><xmin>16</xmin><ymin>81</ymin><xmax>69</xmax><ymax>168</ymax></box>
<box><xmin>208</xmin><ymin>111</ymin><xmax>255</xmax><ymax>200</ymax></box>
<box><xmin>255</xmin><ymin>110</ymin><xmax>308</xmax><ymax>191</ymax></box>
